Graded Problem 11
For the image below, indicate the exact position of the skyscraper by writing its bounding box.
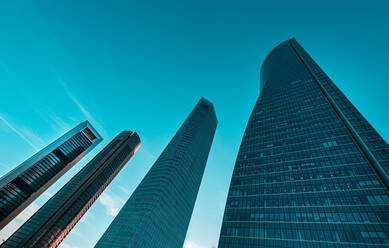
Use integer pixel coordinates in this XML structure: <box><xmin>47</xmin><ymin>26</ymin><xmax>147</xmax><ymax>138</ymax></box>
<box><xmin>218</xmin><ymin>39</ymin><xmax>389</xmax><ymax>247</ymax></box>
<box><xmin>1</xmin><ymin>131</ymin><xmax>140</xmax><ymax>248</ymax></box>
<box><xmin>0</xmin><ymin>121</ymin><xmax>102</xmax><ymax>230</ymax></box>
<box><xmin>95</xmin><ymin>98</ymin><xmax>217</xmax><ymax>248</ymax></box>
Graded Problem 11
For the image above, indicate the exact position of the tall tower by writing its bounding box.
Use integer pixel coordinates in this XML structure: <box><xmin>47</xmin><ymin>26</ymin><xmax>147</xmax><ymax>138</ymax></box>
<box><xmin>0</xmin><ymin>121</ymin><xmax>102</xmax><ymax>230</ymax></box>
<box><xmin>95</xmin><ymin>98</ymin><xmax>217</xmax><ymax>248</ymax></box>
<box><xmin>1</xmin><ymin>131</ymin><xmax>140</xmax><ymax>248</ymax></box>
<box><xmin>218</xmin><ymin>39</ymin><xmax>389</xmax><ymax>247</ymax></box>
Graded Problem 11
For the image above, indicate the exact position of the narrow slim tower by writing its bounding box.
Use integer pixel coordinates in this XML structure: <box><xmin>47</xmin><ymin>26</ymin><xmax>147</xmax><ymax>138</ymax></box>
<box><xmin>218</xmin><ymin>39</ymin><xmax>389</xmax><ymax>247</ymax></box>
<box><xmin>95</xmin><ymin>98</ymin><xmax>217</xmax><ymax>248</ymax></box>
<box><xmin>1</xmin><ymin>131</ymin><xmax>140</xmax><ymax>248</ymax></box>
<box><xmin>0</xmin><ymin>121</ymin><xmax>102</xmax><ymax>230</ymax></box>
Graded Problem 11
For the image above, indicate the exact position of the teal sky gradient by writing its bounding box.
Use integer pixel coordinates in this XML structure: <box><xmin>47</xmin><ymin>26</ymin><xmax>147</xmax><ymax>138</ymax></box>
<box><xmin>0</xmin><ymin>1</ymin><xmax>388</xmax><ymax>247</ymax></box>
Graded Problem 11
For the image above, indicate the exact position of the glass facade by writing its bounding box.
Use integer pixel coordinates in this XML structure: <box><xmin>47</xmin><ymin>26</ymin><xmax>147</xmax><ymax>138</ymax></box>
<box><xmin>95</xmin><ymin>98</ymin><xmax>217</xmax><ymax>248</ymax></box>
<box><xmin>0</xmin><ymin>121</ymin><xmax>102</xmax><ymax>230</ymax></box>
<box><xmin>218</xmin><ymin>39</ymin><xmax>389</xmax><ymax>247</ymax></box>
<box><xmin>1</xmin><ymin>131</ymin><xmax>140</xmax><ymax>248</ymax></box>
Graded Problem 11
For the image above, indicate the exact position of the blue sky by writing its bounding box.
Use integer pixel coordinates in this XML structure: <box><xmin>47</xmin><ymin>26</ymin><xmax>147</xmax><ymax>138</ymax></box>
<box><xmin>0</xmin><ymin>1</ymin><xmax>388</xmax><ymax>247</ymax></box>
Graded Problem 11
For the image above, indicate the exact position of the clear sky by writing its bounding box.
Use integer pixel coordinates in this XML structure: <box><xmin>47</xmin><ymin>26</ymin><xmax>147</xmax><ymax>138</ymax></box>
<box><xmin>0</xmin><ymin>1</ymin><xmax>388</xmax><ymax>247</ymax></box>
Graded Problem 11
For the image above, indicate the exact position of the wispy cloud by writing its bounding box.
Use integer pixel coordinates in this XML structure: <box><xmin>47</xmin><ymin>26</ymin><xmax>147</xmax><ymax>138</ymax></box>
<box><xmin>58</xmin><ymin>79</ymin><xmax>107</xmax><ymax>137</ymax></box>
<box><xmin>0</xmin><ymin>161</ymin><xmax>13</xmax><ymax>181</ymax></box>
<box><xmin>45</xmin><ymin>113</ymin><xmax>73</xmax><ymax>133</ymax></box>
<box><xmin>0</xmin><ymin>114</ymin><xmax>39</xmax><ymax>151</ymax></box>
<box><xmin>19</xmin><ymin>126</ymin><xmax>46</xmax><ymax>148</ymax></box>
<box><xmin>0</xmin><ymin>61</ymin><xmax>75</xmax><ymax>136</ymax></box>
<box><xmin>98</xmin><ymin>192</ymin><xmax>125</xmax><ymax>217</ymax></box>
<box><xmin>0</xmin><ymin>161</ymin><xmax>12</xmax><ymax>171</ymax></box>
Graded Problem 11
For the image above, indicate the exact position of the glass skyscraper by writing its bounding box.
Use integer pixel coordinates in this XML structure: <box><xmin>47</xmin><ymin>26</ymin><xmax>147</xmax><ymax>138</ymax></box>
<box><xmin>1</xmin><ymin>131</ymin><xmax>140</xmax><ymax>248</ymax></box>
<box><xmin>0</xmin><ymin>121</ymin><xmax>102</xmax><ymax>230</ymax></box>
<box><xmin>95</xmin><ymin>98</ymin><xmax>217</xmax><ymax>248</ymax></box>
<box><xmin>218</xmin><ymin>39</ymin><xmax>389</xmax><ymax>247</ymax></box>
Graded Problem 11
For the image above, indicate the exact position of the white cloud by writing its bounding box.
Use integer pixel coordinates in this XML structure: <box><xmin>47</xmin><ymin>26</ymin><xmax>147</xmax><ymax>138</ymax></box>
<box><xmin>43</xmin><ymin>191</ymin><xmax>55</xmax><ymax>199</ymax></box>
<box><xmin>98</xmin><ymin>192</ymin><xmax>125</xmax><ymax>217</ymax></box>
<box><xmin>0</xmin><ymin>202</ymin><xmax>40</xmax><ymax>244</ymax></box>
<box><xmin>17</xmin><ymin>202</ymin><xmax>40</xmax><ymax>222</ymax></box>
<box><xmin>58</xmin><ymin>242</ymin><xmax>80</xmax><ymax>248</ymax></box>
<box><xmin>0</xmin><ymin>114</ymin><xmax>39</xmax><ymax>151</ymax></box>
<box><xmin>118</xmin><ymin>186</ymin><xmax>131</xmax><ymax>195</ymax></box>
<box><xmin>0</xmin><ymin>220</ymin><xmax>21</xmax><ymax>244</ymax></box>
<box><xmin>183</xmin><ymin>240</ymin><xmax>205</xmax><ymax>248</ymax></box>
<box><xmin>79</xmin><ymin>211</ymin><xmax>95</xmax><ymax>225</ymax></box>
<box><xmin>68</xmin><ymin>228</ymin><xmax>82</xmax><ymax>237</ymax></box>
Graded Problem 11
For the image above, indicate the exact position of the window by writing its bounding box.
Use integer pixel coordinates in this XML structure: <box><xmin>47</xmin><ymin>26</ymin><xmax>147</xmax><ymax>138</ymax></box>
<box><xmin>323</xmin><ymin>141</ymin><xmax>338</xmax><ymax>147</ymax></box>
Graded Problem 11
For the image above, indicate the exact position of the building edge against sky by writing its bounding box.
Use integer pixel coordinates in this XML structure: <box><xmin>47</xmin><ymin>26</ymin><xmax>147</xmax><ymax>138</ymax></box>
<box><xmin>95</xmin><ymin>98</ymin><xmax>217</xmax><ymax>248</ymax></box>
<box><xmin>1</xmin><ymin>131</ymin><xmax>140</xmax><ymax>248</ymax></box>
<box><xmin>0</xmin><ymin>121</ymin><xmax>102</xmax><ymax>230</ymax></box>
<box><xmin>218</xmin><ymin>38</ymin><xmax>389</xmax><ymax>247</ymax></box>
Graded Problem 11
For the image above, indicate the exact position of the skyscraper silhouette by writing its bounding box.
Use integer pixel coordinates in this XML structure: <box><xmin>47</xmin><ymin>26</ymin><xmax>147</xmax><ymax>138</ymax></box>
<box><xmin>218</xmin><ymin>39</ymin><xmax>389</xmax><ymax>247</ymax></box>
<box><xmin>1</xmin><ymin>131</ymin><xmax>140</xmax><ymax>248</ymax></box>
<box><xmin>0</xmin><ymin>121</ymin><xmax>102</xmax><ymax>230</ymax></box>
<box><xmin>95</xmin><ymin>98</ymin><xmax>217</xmax><ymax>248</ymax></box>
